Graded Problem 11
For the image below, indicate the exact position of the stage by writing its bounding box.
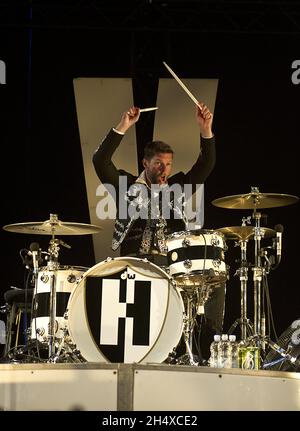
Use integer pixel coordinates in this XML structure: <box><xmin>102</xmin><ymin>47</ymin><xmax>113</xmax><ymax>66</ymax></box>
<box><xmin>0</xmin><ymin>362</ymin><xmax>299</xmax><ymax>411</ymax></box>
<box><xmin>1</xmin><ymin>1</ymin><xmax>300</xmax><ymax>420</ymax></box>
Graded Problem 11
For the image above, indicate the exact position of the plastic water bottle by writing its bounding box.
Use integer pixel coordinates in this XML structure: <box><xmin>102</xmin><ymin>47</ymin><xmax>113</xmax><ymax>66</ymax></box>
<box><xmin>229</xmin><ymin>334</ymin><xmax>239</xmax><ymax>368</ymax></box>
<box><xmin>209</xmin><ymin>334</ymin><xmax>221</xmax><ymax>367</ymax></box>
<box><xmin>218</xmin><ymin>334</ymin><xmax>232</xmax><ymax>368</ymax></box>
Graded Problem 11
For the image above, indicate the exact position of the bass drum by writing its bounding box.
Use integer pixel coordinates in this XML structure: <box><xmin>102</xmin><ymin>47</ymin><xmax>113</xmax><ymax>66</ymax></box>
<box><xmin>66</xmin><ymin>257</ymin><xmax>184</xmax><ymax>364</ymax></box>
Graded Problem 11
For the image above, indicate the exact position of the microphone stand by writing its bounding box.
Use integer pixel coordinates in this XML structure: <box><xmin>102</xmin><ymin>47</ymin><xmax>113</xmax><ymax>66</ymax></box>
<box><xmin>257</xmin><ymin>233</ymin><xmax>283</xmax><ymax>357</ymax></box>
<box><xmin>251</xmin><ymin>208</ymin><xmax>274</xmax><ymax>355</ymax></box>
<box><xmin>30</xmin><ymin>247</ymin><xmax>40</xmax><ymax>357</ymax></box>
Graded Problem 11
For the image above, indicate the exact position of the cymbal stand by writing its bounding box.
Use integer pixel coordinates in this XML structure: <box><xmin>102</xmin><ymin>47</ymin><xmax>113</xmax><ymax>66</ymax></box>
<box><xmin>28</xmin><ymin>245</ymin><xmax>42</xmax><ymax>361</ymax></box>
<box><xmin>229</xmin><ymin>217</ymin><xmax>254</xmax><ymax>340</ymax></box>
<box><xmin>46</xmin><ymin>236</ymin><xmax>61</xmax><ymax>360</ymax></box>
<box><xmin>46</xmin><ymin>235</ymin><xmax>72</xmax><ymax>361</ymax></box>
<box><xmin>252</xmin><ymin>211</ymin><xmax>261</xmax><ymax>341</ymax></box>
<box><xmin>251</xmin><ymin>209</ymin><xmax>269</xmax><ymax>352</ymax></box>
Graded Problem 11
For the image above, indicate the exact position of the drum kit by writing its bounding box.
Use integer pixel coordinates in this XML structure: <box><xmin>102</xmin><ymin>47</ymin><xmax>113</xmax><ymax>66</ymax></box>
<box><xmin>1</xmin><ymin>187</ymin><xmax>299</xmax><ymax>368</ymax></box>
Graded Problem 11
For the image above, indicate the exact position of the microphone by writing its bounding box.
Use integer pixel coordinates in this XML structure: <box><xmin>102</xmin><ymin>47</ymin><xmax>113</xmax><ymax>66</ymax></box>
<box><xmin>28</xmin><ymin>242</ymin><xmax>41</xmax><ymax>273</ymax></box>
<box><xmin>264</xmin><ymin>339</ymin><xmax>300</xmax><ymax>370</ymax></box>
<box><xmin>57</xmin><ymin>239</ymin><xmax>71</xmax><ymax>249</ymax></box>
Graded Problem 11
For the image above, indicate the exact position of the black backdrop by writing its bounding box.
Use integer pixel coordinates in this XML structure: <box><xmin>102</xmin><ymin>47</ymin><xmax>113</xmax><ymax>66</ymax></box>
<box><xmin>1</xmin><ymin>1</ymin><xmax>300</xmax><ymax>341</ymax></box>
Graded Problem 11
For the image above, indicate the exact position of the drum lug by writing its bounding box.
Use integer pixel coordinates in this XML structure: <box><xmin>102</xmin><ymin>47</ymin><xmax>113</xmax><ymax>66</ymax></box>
<box><xmin>40</xmin><ymin>274</ymin><xmax>49</xmax><ymax>283</ymax></box>
<box><xmin>183</xmin><ymin>259</ymin><xmax>192</xmax><ymax>269</ymax></box>
<box><xmin>182</xmin><ymin>238</ymin><xmax>191</xmax><ymax>247</ymax></box>
<box><xmin>170</xmin><ymin>278</ymin><xmax>177</xmax><ymax>289</ymax></box>
<box><xmin>212</xmin><ymin>259</ymin><xmax>221</xmax><ymax>268</ymax></box>
<box><xmin>67</xmin><ymin>273</ymin><xmax>77</xmax><ymax>283</ymax></box>
<box><xmin>36</xmin><ymin>327</ymin><xmax>45</xmax><ymax>337</ymax></box>
<box><xmin>211</xmin><ymin>236</ymin><xmax>220</xmax><ymax>247</ymax></box>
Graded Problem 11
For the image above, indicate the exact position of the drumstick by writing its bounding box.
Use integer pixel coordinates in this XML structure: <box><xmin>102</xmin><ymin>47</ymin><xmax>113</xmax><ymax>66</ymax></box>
<box><xmin>127</xmin><ymin>107</ymin><xmax>158</xmax><ymax>115</ymax></box>
<box><xmin>163</xmin><ymin>61</ymin><xmax>202</xmax><ymax>109</ymax></box>
<box><xmin>139</xmin><ymin>107</ymin><xmax>158</xmax><ymax>112</ymax></box>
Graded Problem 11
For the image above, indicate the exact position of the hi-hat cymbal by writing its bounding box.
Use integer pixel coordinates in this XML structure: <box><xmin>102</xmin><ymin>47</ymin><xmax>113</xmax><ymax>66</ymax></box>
<box><xmin>217</xmin><ymin>226</ymin><xmax>276</xmax><ymax>241</ymax></box>
<box><xmin>212</xmin><ymin>191</ymin><xmax>299</xmax><ymax>209</ymax></box>
<box><xmin>3</xmin><ymin>214</ymin><xmax>102</xmax><ymax>236</ymax></box>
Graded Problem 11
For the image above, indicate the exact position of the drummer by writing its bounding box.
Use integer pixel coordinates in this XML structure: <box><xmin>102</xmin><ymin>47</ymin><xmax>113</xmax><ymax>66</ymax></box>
<box><xmin>92</xmin><ymin>103</ymin><xmax>224</xmax><ymax>361</ymax></box>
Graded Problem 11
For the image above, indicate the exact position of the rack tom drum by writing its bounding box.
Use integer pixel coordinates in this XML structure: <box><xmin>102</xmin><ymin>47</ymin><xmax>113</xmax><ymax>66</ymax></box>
<box><xmin>30</xmin><ymin>265</ymin><xmax>88</xmax><ymax>344</ymax></box>
<box><xmin>166</xmin><ymin>229</ymin><xmax>228</xmax><ymax>290</ymax></box>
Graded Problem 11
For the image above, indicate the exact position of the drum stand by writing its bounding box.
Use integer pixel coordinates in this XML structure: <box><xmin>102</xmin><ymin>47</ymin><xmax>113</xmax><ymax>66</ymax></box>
<box><xmin>30</xmin><ymin>234</ymin><xmax>63</xmax><ymax>361</ymax></box>
<box><xmin>177</xmin><ymin>293</ymin><xmax>199</xmax><ymax>366</ymax></box>
<box><xmin>45</xmin><ymin>235</ymin><xmax>77</xmax><ymax>362</ymax></box>
<box><xmin>176</xmin><ymin>284</ymin><xmax>213</xmax><ymax>366</ymax></box>
<box><xmin>45</xmin><ymin>237</ymin><xmax>65</xmax><ymax>361</ymax></box>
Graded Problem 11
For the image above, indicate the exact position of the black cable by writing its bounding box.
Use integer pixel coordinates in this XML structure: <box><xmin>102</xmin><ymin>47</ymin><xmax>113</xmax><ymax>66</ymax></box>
<box><xmin>195</xmin><ymin>314</ymin><xmax>204</xmax><ymax>363</ymax></box>
<box><xmin>263</xmin><ymin>274</ymin><xmax>278</xmax><ymax>342</ymax></box>
<box><xmin>31</xmin><ymin>272</ymin><xmax>42</xmax><ymax>362</ymax></box>
<box><xmin>23</xmin><ymin>269</ymin><xmax>31</xmax><ymax>350</ymax></box>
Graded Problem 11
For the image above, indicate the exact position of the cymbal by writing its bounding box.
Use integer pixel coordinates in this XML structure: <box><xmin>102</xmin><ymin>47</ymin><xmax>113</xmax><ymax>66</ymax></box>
<box><xmin>216</xmin><ymin>226</ymin><xmax>276</xmax><ymax>241</ymax></box>
<box><xmin>212</xmin><ymin>191</ymin><xmax>299</xmax><ymax>209</ymax></box>
<box><xmin>3</xmin><ymin>214</ymin><xmax>103</xmax><ymax>236</ymax></box>
<box><xmin>217</xmin><ymin>226</ymin><xmax>276</xmax><ymax>241</ymax></box>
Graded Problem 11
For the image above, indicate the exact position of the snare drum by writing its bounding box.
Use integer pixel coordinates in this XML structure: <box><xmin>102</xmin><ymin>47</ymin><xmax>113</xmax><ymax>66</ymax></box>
<box><xmin>66</xmin><ymin>257</ymin><xmax>184</xmax><ymax>364</ymax></box>
<box><xmin>30</xmin><ymin>265</ymin><xmax>88</xmax><ymax>343</ymax></box>
<box><xmin>166</xmin><ymin>229</ymin><xmax>227</xmax><ymax>289</ymax></box>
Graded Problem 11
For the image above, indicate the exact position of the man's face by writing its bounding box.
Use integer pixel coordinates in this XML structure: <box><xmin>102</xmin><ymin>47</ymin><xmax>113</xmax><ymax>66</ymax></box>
<box><xmin>143</xmin><ymin>152</ymin><xmax>173</xmax><ymax>186</ymax></box>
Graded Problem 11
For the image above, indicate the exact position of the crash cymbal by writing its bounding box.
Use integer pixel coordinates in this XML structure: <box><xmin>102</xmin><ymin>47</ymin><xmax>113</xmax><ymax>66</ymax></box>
<box><xmin>212</xmin><ymin>191</ymin><xmax>299</xmax><ymax>209</ymax></box>
<box><xmin>217</xmin><ymin>226</ymin><xmax>276</xmax><ymax>241</ymax></box>
<box><xmin>3</xmin><ymin>214</ymin><xmax>102</xmax><ymax>236</ymax></box>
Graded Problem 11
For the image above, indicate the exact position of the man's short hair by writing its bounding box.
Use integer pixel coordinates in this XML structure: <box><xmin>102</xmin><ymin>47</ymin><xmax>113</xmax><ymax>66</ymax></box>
<box><xmin>143</xmin><ymin>140</ymin><xmax>174</xmax><ymax>160</ymax></box>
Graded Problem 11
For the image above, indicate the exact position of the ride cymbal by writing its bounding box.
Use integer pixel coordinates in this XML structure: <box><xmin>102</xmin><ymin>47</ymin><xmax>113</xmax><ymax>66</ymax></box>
<box><xmin>3</xmin><ymin>214</ymin><xmax>102</xmax><ymax>236</ymax></box>
<box><xmin>212</xmin><ymin>190</ymin><xmax>299</xmax><ymax>209</ymax></box>
<box><xmin>217</xmin><ymin>226</ymin><xmax>276</xmax><ymax>241</ymax></box>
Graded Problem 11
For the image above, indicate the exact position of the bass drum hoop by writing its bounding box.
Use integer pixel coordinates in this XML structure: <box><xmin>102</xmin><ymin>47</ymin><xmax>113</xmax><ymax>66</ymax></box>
<box><xmin>167</xmin><ymin>229</ymin><xmax>225</xmax><ymax>241</ymax></box>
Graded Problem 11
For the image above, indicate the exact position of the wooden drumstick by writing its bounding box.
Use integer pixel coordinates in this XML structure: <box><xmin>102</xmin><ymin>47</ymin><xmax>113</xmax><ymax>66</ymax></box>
<box><xmin>127</xmin><ymin>107</ymin><xmax>158</xmax><ymax>115</ymax></box>
<box><xmin>139</xmin><ymin>107</ymin><xmax>158</xmax><ymax>112</ymax></box>
<box><xmin>163</xmin><ymin>61</ymin><xmax>202</xmax><ymax>110</ymax></box>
